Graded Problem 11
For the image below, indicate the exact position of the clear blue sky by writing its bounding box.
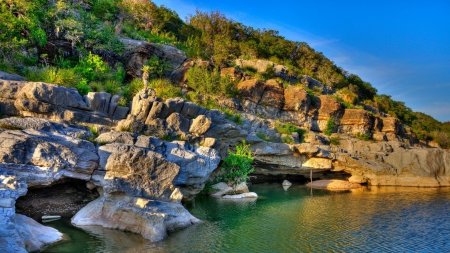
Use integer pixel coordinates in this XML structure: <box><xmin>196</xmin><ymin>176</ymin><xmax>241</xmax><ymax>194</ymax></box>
<box><xmin>153</xmin><ymin>0</ymin><xmax>450</xmax><ymax>122</ymax></box>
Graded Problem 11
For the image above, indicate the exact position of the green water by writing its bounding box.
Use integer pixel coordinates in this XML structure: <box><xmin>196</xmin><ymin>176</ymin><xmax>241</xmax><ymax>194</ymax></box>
<box><xmin>42</xmin><ymin>184</ymin><xmax>450</xmax><ymax>252</ymax></box>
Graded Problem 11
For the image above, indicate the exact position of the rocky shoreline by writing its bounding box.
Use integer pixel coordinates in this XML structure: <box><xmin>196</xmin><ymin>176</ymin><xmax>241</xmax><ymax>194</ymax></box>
<box><xmin>0</xmin><ymin>64</ymin><xmax>449</xmax><ymax>251</ymax></box>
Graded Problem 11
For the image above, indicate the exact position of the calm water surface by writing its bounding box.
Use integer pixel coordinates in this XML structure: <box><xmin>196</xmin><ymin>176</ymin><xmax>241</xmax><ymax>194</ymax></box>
<box><xmin>42</xmin><ymin>184</ymin><xmax>450</xmax><ymax>252</ymax></box>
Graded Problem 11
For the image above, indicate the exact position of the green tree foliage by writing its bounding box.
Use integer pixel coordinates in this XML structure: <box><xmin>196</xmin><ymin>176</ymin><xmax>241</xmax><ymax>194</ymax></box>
<box><xmin>219</xmin><ymin>141</ymin><xmax>254</xmax><ymax>189</ymax></box>
<box><xmin>186</xmin><ymin>66</ymin><xmax>237</xmax><ymax>98</ymax></box>
<box><xmin>0</xmin><ymin>0</ymin><xmax>47</xmax><ymax>63</ymax></box>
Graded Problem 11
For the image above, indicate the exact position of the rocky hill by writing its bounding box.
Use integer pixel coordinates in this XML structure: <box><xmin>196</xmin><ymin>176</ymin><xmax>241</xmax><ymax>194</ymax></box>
<box><xmin>1</xmin><ymin>1</ymin><xmax>449</xmax><ymax>251</ymax></box>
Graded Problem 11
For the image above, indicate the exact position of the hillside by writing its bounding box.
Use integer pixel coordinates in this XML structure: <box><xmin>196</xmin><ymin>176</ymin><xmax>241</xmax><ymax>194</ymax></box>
<box><xmin>0</xmin><ymin>0</ymin><xmax>448</xmax><ymax>147</ymax></box>
<box><xmin>2</xmin><ymin>1</ymin><xmax>450</xmax><ymax>251</ymax></box>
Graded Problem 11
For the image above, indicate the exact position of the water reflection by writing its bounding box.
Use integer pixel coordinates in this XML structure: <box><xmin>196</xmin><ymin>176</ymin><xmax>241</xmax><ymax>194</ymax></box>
<box><xmin>43</xmin><ymin>184</ymin><xmax>450</xmax><ymax>252</ymax></box>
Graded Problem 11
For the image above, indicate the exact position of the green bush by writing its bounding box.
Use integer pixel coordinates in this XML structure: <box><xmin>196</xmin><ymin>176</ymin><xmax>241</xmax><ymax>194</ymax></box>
<box><xmin>104</xmin><ymin>80</ymin><xmax>121</xmax><ymax>95</ymax></box>
<box><xmin>324</xmin><ymin>118</ymin><xmax>335</xmax><ymax>136</ymax></box>
<box><xmin>144</xmin><ymin>56</ymin><xmax>173</xmax><ymax>79</ymax></box>
<box><xmin>186</xmin><ymin>66</ymin><xmax>237</xmax><ymax>98</ymax></box>
<box><xmin>218</xmin><ymin>140</ymin><xmax>254</xmax><ymax>189</ymax></box>
<box><xmin>355</xmin><ymin>132</ymin><xmax>371</xmax><ymax>141</ymax></box>
<box><xmin>76</xmin><ymin>79</ymin><xmax>92</xmax><ymax>96</ymax></box>
<box><xmin>281</xmin><ymin>135</ymin><xmax>295</xmax><ymax>144</ymax></box>
<box><xmin>74</xmin><ymin>52</ymin><xmax>111</xmax><ymax>82</ymax></box>
<box><xmin>275</xmin><ymin>122</ymin><xmax>305</xmax><ymax>137</ymax></box>
<box><xmin>25</xmin><ymin>67</ymin><xmax>79</xmax><ymax>87</ymax></box>
<box><xmin>148</xmin><ymin>79</ymin><xmax>182</xmax><ymax>100</ymax></box>
<box><xmin>329</xmin><ymin>136</ymin><xmax>340</xmax><ymax>145</ymax></box>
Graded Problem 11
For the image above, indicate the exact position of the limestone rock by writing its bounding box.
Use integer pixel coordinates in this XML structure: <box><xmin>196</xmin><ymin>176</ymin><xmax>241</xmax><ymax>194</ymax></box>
<box><xmin>18</xmin><ymin>82</ymin><xmax>89</xmax><ymax>110</ymax></box>
<box><xmin>237</xmin><ymin>79</ymin><xmax>265</xmax><ymax>104</ymax></box>
<box><xmin>112</xmin><ymin>106</ymin><xmax>129</xmax><ymax>120</ymax></box>
<box><xmin>220</xmin><ymin>67</ymin><xmax>242</xmax><ymax>81</ymax></box>
<box><xmin>180</xmin><ymin>102</ymin><xmax>201</xmax><ymax>119</ymax></box>
<box><xmin>72</xmin><ymin>195</ymin><xmax>199</xmax><ymax>242</ymax></box>
<box><xmin>282</xmin><ymin>180</ymin><xmax>292</xmax><ymax>186</ymax></box>
<box><xmin>189</xmin><ymin>115</ymin><xmax>212</xmax><ymax>135</ymax></box>
<box><xmin>123</xmin><ymin>41</ymin><xmax>187</xmax><ymax>79</ymax></box>
<box><xmin>0</xmin><ymin>129</ymin><xmax>98</xmax><ymax>186</ymax></box>
<box><xmin>14</xmin><ymin>214</ymin><xmax>63</xmax><ymax>252</ymax></box>
<box><xmin>0</xmin><ymin>172</ymin><xmax>61</xmax><ymax>252</ymax></box>
<box><xmin>84</xmin><ymin>92</ymin><xmax>111</xmax><ymax>115</ymax></box>
<box><xmin>0</xmin><ymin>117</ymin><xmax>55</xmax><ymax>132</ymax></box>
<box><xmin>103</xmin><ymin>149</ymin><xmax>182</xmax><ymax>203</ymax></box>
<box><xmin>169</xmin><ymin>61</ymin><xmax>193</xmax><ymax>84</ymax></box>
<box><xmin>259</xmin><ymin>79</ymin><xmax>284</xmax><ymax>109</ymax></box>
<box><xmin>381</xmin><ymin>117</ymin><xmax>401</xmax><ymax>134</ymax></box>
<box><xmin>338</xmin><ymin>109</ymin><xmax>375</xmax><ymax>135</ymax></box>
<box><xmin>0</xmin><ymin>80</ymin><xmax>26</xmax><ymax>99</ymax></box>
<box><xmin>166</xmin><ymin>112</ymin><xmax>190</xmax><ymax>135</ymax></box>
<box><xmin>0</xmin><ymin>98</ymin><xmax>20</xmax><ymax>116</ymax></box>
<box><xmin>222</xmin><ymin>192</ymin><xmax>258</xmax><ymax>199</ymax></box>
<box><xmin>0</xmin><ymin>71</ymin><xmax>26</xmax><ymax>81</ymax></box>
<box><xmin>210</xmin><ymin>182</ymin><xmax>233</xmax><ymax>198</ymax></box>
<box><xmin>164</xmin><ymin>97</ymin><xmax>185</xmax><ymax>116</ymax></box>
<box><xmin>283</xmin><ymin>85</ymin><xmax>310</xmax><ymax>111</ymax></box>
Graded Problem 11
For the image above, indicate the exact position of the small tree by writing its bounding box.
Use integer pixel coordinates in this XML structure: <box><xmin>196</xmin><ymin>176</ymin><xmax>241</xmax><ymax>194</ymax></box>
<box><xmin>220</xmin><ymin>140</ymin><xmax>254</xmax><ymax>191</ymax></box>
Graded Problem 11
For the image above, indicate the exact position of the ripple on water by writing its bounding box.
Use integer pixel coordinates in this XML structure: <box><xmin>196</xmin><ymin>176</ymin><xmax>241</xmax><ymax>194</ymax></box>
<box><xmin>42</xmin><ymin>185</ymin><xmax>450</xmax><ymax>253</ymax></box>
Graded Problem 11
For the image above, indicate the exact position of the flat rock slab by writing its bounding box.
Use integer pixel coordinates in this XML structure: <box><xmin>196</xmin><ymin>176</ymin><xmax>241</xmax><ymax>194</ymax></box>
<box><xmin>306</xmin><ymin>180</ymin><xmax>361</xmax><ymax>190</ymax></box>
<box><xmin>222</xmin><ymin>192</ymin><xmax>258</xmax><ymax>199</ymax></box>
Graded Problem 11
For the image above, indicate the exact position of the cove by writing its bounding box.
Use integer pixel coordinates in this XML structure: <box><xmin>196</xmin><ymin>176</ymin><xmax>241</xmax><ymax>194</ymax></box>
<box><xmin>42</xmin><ymin>184</ymin><xmax>450</xmax><ymax>252</ymax></box>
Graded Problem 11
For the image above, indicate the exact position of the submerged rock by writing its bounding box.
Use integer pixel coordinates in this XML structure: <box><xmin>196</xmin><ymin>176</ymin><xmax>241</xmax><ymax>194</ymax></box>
<box><xmin>307</xmin><ymin>180</ymin><xmax>361</xmax><ymax>190</ymax></box>
<box><xmin>72</xmin><ymin>194</ymin><xmax>199</xmax><ymax>242</ymax></box>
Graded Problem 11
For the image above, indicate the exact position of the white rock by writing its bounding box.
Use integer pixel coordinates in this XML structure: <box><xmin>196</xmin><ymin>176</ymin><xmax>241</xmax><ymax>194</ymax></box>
<box><xmin>282</xmin><ymin>180</ymin><xmax>292</xmax><ymax>186</ymax></box>
<box><xmin>222</xmin><ymin>192</ymin><xmax>258</xmax><ymax>199</ymax></box>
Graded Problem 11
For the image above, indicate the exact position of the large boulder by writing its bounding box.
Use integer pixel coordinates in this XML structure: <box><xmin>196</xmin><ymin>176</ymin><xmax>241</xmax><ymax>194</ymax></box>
<box><xmin>0</xmin><ymin>71</ymin><xmax>25</xmax><ymax>81</ymax></box>
<box><xmin>123</xmin><ymin>40</ymin><xmax>187</xmax><ymax>79</ymax></box>
<box><xmin>311</xmin><ymin>95</ymin><xmax>344</xmax><ymax>132</ymax></box>
<box><xmin>71</xmin><ymin>194</ymin><xmax>199</xmax><ymax>242</ymax></box>
<box><xmin>84</xmin><ymin>92</ymin><xmax>112</xmax><ymax>116</ymax></box>
<box><xmin>338</xmin><ymin>109</ymin><xmax>375</xmax><ymax>135</ymax></box>
<box><xmin>102</xmin><ymin>149</ymin><xmax>182</xmax><ymax>203</ymax></box>
<box><xmin>237</xmin><ymin>79</ymin><xmax>265</xmax><ymax>104</ymax></box>
<box><xmin>0</xmin><ymin>127</ymin><xmax>98</xmax><ymax>186</ymax></box>
<box><xmin>283</xmin><ymin>85</ymin><xmax>310</xmax><ymax>111</ymax></box>
<box><xmin>95</xmin><ymin>133</ymin><xmax>221</xmax><ymax>198</ymax></box>
<box><xmin>259</xmin><ymin>79</ymin><xmax>284</xmax><ymax>109</ymax></box>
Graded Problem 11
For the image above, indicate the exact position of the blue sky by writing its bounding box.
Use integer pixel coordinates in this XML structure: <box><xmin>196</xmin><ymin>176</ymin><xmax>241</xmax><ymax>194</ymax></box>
<box><xmin>153</xmin><ymin>0</ymin><xmax>450</xmax><ymax>122</ymax></box>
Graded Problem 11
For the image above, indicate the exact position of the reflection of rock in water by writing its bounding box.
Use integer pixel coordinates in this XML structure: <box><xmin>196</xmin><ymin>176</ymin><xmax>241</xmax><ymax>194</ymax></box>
<box><xmin>79</xmin><ymin>225</ymin><xmax>147</xmax><ymax>252</ymax></box>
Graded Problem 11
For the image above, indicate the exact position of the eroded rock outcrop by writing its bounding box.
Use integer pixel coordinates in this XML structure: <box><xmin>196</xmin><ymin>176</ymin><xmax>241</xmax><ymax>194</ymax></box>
<box><xmin>0</xmin><ymin>79</ymin><xmax>129</xmax><ymax>125</ymax></box>
<box><xmin>0</xmin><ymin>171</ymin><xmax>62</xmax><ymax>252</ymax></box>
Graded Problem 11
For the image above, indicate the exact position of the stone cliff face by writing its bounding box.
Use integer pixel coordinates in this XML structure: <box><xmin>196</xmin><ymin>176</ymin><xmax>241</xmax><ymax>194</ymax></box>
<box><xmin>0</xmin><ymin>50</ymin><xmax>449</xmax><ymax>249</ymax></box>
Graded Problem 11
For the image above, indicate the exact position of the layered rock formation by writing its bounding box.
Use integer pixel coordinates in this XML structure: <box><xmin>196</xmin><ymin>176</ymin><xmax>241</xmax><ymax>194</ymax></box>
<box><xmin>0</xmin><ymin>65</ymin><xmax>449</xmax><ymax>250</ymax></box>
<box><xmin>0</xmin><ymin>171</ymin><xmax>62</xmax><ymax>252</ymax></box>
<box><xmin>0</xmin><ymin>79</ymin><xmax>129</xmax><ymax>125</ymax></box>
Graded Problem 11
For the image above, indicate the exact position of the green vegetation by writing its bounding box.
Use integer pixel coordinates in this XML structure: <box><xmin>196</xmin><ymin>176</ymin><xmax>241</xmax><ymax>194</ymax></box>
<box><xmin>275</xmin><ymin>122</ymin><xmax>304</xmax><ymax>136</ymax></box>
<box><xmin>329</xmin><ymin>136</ymin><xmax>340</xmax><ymax>146</ymax></box>
<box><xmin>187</xmin><ymin>66</ymin><xmax>238</xmax><ymax>98</ymax></box>
<box><xmin>198</xmin><ymin>181</ymin><xmax>220</xmax><ymax>195</ymax></box>
<box><xmin>256</xmin><ymin>131</ymin><xmax>276</xmax><ymax>142</ymax></box>
<box><xmin>218</xmin><ymin>141</ymin><xmax>254</xmax><ymax>189</ymax></box>
<box><xmin>148</xmin><ymin>79</ymin><xmax>182</xmax><ymax>100</ymax></box>
<box><xmin>0</xmin><ymin>0</ymin><xmax>449</xmax><ymax>148</ymax></box>
<box><xmin>87</xmin><ymin>126</ymin><xmax>99</xmax><ymax>144</ymax></box>
<box><xmin>355</xmin><ymin>133</ymin><xmax>372</xmax><ymax>141</ymax></box>
<box><xmin>281</xmin><ymin>135</ymin><xmax>295</xmax><ymax>144</ymax></box>
<box><xmin>324</xmin><ymin>118</ymin><xmax>335</xmax><ymax>136</ymax></box>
